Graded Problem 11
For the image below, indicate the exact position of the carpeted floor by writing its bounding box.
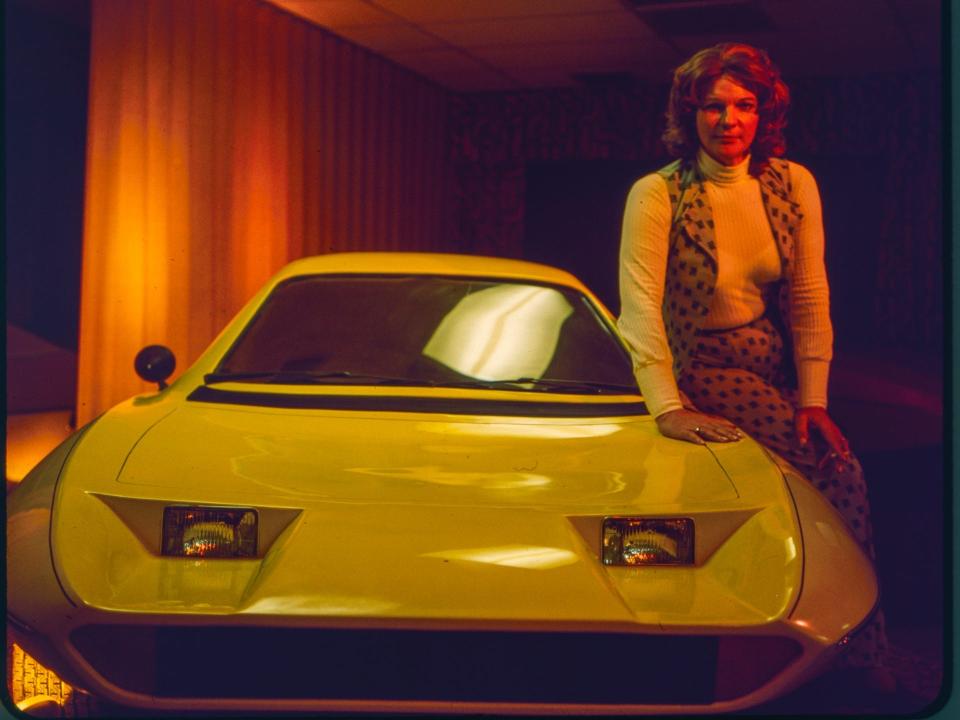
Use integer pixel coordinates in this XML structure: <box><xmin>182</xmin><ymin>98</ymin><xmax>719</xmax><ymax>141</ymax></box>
<box><xmin>752</xmin><ymin>349</ymin><xmax>948</xmax><ymax>716</ymax></box>
<box><xmin>887</xmin><ymin>640</ymin><xmax>944</xmax><ymax>705</ymax></box>
<box><xmin>749</xmin><ymin>641</ymin><xmax>945</xmax><ymax>714</ymax></box>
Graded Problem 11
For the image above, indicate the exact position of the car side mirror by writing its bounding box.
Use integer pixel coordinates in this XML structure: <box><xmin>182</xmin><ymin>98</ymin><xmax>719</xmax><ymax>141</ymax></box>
<box><xmin>135</xmin><ymin>345</ymin><xmax>176</xmax><ymax>390</ymax></box>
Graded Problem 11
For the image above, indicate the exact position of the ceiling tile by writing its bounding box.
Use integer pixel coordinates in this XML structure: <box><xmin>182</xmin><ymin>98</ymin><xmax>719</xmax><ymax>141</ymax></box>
<box><xmin>424</xmin><ymin>11</ymin><xmax>653</xmax><ymax>47</ymax></box>
<box><xmin>471</xmin><ymin>39</ymin><xmax>668</xmax><ymax>71</ymax></box>
<box><xmin>332</xmin><ymin>23</ymin><xmax>446</xmax><ymax>52</ymax></box>
<box><xmin>372</xmin><ymin>0</ymin><xmax>624</xmax><ymax>23</ymax></box>
<box><xmin>759</xmin><ymin>0</ymin><xmax>899</xmax><ymax>30</ymax></box>
<box><xmin>671</xmin><ymin>24</ymin><xmax>911</xmax><ymax>77</ymax></box>
<box><xmin>760</xmin><ymin>0</ymin><xmax>825</xmax><ymax>31</ymax></box>
<box><xmin>274</xmin><ymin>0</ymin><xmax>401</xmax><ymax>28</ymax></box>
<box><xmin>633</xmin><ymin>2</ymin><xmax>776</xmax><ymax>36</ymax></box>
<box><xmin>265</xmin><ymin>0</ymin><xmax>943</xmax><ymax>90</ymax></box>
<box><xmin>388</xmin><ymin>47</ymin><xmax>503</xmax><ymax>76</ymax></box>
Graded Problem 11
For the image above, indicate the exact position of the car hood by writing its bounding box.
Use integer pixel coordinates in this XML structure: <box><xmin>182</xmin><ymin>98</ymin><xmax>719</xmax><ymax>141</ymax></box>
<box><xmin>114</xmin><ymin>401</ymin><xmax>739</xmax><ymax>507</ymax></box>
<box><xmin>51</xmin><ymin>395</ymin><xmax>802</xmax><ymax>628</ymax></box>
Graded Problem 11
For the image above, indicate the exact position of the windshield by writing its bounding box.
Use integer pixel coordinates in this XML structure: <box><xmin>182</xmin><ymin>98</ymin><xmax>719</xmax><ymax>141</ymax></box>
<box><xmin>212</xmin><ymin>275</ymin><xmax>638</xmax><ymax>394</ymax></box>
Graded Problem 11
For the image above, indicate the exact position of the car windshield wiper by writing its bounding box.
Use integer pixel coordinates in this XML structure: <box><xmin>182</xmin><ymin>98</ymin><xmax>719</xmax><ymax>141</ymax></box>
<box><xmin>204</xmin><ymin>372</ymin><xmax>638</xmax><ymax>394</ymax></box>
<box><xmin>204</xmin><ymin>370</ymin><xmax>428</xmax><ymax>386</ymax></box>
<box><xmin>438</xmin><ymin>377</ymin><xmax>640</xmax><ymax>394</ymax></box>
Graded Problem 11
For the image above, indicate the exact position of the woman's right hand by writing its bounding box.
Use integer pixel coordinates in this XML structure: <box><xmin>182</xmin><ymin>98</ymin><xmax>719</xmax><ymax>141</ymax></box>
<box><xmin>655</xmin><ymin>408</ymin><xmax>744</xmax><ymax>445</ymax></box>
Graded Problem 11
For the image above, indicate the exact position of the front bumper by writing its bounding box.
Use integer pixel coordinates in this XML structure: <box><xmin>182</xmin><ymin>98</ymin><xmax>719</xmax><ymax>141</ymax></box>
<box><xmin>9</xmin><ymin>611</ymin><xmax>848</xmax><ymax>716</ymax></box>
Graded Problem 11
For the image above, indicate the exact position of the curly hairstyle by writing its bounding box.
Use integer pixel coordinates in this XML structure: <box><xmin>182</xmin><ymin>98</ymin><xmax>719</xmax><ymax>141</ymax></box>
<box><xmin>662</xmin><ymin>43</ymin><xmax>790</xmax><ymax>164</ymax></box>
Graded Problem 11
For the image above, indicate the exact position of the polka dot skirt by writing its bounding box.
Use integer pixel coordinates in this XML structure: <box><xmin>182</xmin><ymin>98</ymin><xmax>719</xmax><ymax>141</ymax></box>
<box><xmin>678</xmin><ymin>316</ymin><xmax>888</xmax><ymax>669</ymax></box>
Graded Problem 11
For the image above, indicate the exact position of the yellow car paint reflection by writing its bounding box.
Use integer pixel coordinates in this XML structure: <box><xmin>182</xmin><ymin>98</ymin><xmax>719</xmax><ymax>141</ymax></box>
<box><xmin>7</xmin><ymin>253</ymin><xmax>879</xmax><ymax>716</ymax></box>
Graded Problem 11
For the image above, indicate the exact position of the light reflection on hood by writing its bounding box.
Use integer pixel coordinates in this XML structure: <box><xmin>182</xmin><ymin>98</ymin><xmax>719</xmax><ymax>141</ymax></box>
<box><xmin>349</xmin><ymin>465</ymin><xmax>553</xmax><ymax>490</ymax></box>
<box><xmin>423</xmin><ymin>544</ymin><xmax>579</xmax><ymax>570</ymax></box>
<box><xmin>416</xmin><ymin>421</ymin><xmax>623</xmax><ymax>440</ymax></box>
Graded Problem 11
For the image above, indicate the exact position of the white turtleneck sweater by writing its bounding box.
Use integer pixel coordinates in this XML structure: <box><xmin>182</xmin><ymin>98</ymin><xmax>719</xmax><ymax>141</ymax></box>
<box><xmin>618</xmin><ymin>151</ymin><xmax>833</xmax><ymax>418</ymax></box>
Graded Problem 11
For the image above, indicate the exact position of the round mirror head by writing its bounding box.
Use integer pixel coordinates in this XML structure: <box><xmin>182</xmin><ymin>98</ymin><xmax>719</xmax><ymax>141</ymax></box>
<box><xmin>134</xmin><ymin>345</ymin><xmax>176</xmax><ymax>388</ymax></box>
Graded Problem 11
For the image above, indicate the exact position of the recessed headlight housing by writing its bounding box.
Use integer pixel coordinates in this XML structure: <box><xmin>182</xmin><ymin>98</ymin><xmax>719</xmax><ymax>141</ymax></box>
<box><xmin>162</xmin><ymin>506</ymin><xmax>258</xmax><ymax>558</ymax></box>
<box><xmin>602</xmin><ymin>517</ymin><xmax>694</xmax><ymax>566</ymax></box>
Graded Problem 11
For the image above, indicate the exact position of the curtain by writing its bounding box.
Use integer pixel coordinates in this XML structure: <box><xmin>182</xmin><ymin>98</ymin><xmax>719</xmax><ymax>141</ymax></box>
<box><xmin>77</xmin><ymin>0</ymin><xmax>451</xmax><ymax>423</ymax></box>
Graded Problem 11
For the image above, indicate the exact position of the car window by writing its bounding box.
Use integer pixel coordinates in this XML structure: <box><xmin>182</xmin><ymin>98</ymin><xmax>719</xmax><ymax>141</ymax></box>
<box><xmin>214</xmin><ymin>275</ymin><xmax>638</xmax><ymax>394</ymax></box>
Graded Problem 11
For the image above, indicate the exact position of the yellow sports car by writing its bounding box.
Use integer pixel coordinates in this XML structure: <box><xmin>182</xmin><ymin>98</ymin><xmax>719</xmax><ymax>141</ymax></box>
<box><xmin>7</xmin><ymin>253</ymin><xmax>878</xmax><ymax>715</ymax></box>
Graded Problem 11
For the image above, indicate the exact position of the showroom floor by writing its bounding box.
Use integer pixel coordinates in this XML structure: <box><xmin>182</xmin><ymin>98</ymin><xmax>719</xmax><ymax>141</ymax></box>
<box><xmin>753</xmin><ymin>348</ymin><xmax>947</xmax><ymax>715</ymax></box>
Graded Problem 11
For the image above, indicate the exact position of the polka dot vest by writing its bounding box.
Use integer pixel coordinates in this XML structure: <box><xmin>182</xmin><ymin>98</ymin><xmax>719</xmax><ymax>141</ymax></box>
<box><xmin>657</xmin><ymin>157</ymin><xmax>804</xmax><ymax>386</ymax></box>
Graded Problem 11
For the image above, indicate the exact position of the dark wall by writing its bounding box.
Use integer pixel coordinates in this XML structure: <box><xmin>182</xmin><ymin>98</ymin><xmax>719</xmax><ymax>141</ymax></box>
<box><xmin>788</xmin><ymin>75</ymin><xmax>942</xmax><ymax>352</ymax></box>
<box><xmin>5</xmin><ymin>0</ymin><xmax>90</xmax><ymax>350</ymax></box>
<box><xmin>450</xmin><ymin>73</ymin><xmax>943</xmax><ymax>353</ymax></box>
<box><xmin>524</xmin><ymin>159</ymin><xmax>651</xmax><ymax>314</ymax></box>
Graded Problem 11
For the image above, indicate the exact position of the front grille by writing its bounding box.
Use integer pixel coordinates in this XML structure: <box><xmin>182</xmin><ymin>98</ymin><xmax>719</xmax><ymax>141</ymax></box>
<box><xmin>71</xmin><ymin>625</ymin><xmax>721</xmax><ymax>704</ymax></box>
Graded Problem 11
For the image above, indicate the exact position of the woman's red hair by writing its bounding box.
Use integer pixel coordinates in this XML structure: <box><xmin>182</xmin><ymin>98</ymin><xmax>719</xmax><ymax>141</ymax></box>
<box><xmin>662</xmin><ymin>43</ymin><xmax>790</xmax><ymax>165</ymax></box>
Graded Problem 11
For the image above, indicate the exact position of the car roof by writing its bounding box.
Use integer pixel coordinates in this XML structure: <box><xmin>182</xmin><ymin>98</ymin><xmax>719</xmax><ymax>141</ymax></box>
<box><xmin>272</xmin><ymin>252</ymin><xmax>587</xmax><ymax>290</ymax></box>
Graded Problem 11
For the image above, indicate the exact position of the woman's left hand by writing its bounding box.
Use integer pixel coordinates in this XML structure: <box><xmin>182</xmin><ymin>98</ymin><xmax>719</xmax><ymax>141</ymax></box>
<box><xmin>795</xmin><ymin>406</ymin><xmax>852</xmax><ymax>472</ymax></box>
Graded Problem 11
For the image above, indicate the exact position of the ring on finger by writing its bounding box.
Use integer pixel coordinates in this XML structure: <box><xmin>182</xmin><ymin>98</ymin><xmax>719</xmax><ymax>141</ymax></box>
<box><xmin>694</xmin><ymin>426</ymin><xmax>702</xmax><ymax>433</ymax></box>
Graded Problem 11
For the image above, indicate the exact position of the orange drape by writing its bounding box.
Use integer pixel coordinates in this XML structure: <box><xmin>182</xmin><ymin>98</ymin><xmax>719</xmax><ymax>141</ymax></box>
<box><xmin>77</xmin><ymin>0</ymin><xmax>452</xmax><ymax>423</ymax></box>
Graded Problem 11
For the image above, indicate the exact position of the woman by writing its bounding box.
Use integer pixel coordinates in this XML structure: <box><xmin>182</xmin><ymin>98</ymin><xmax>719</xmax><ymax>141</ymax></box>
<box><xmin>618</xmin><ymin>43</ymin><xmax>892</xmax><ymax>690</ymax></box>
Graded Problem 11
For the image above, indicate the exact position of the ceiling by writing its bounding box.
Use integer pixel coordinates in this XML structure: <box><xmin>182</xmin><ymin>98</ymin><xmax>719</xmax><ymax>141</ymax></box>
<box><xmin>15</xmin><ymin>0</ymin><xmax>943</xmax><ymax>92</ymax></box>
<box><xmin>268</xmin><ymin>0</ymin><xmax>942</xmax><ymax>91</ymax></box>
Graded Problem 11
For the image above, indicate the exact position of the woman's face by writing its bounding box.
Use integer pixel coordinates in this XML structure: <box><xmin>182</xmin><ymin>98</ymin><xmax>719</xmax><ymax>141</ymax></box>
<box><xmin>696</xmin><ymin>75</ymin><xmax>759</xmax><ymax>166</ymax></box>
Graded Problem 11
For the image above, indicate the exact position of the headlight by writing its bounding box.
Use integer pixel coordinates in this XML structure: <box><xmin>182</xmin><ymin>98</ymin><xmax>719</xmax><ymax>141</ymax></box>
<box><xmin>602</xmin><ymin>517</ymin><xmax>694</xmax><ymax>566</ymax></box>
<box><xmin>162</xmin><ymin>506</ymin><xmax>258</xmax><ymax>558</ymax></box>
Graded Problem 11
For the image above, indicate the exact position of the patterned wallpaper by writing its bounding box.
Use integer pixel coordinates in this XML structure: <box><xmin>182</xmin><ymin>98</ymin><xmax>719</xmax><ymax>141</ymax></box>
<box><xmin>448</xmin><ymin>73</ymin><xmax>942</xmax><ymax>349</ymax></box>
